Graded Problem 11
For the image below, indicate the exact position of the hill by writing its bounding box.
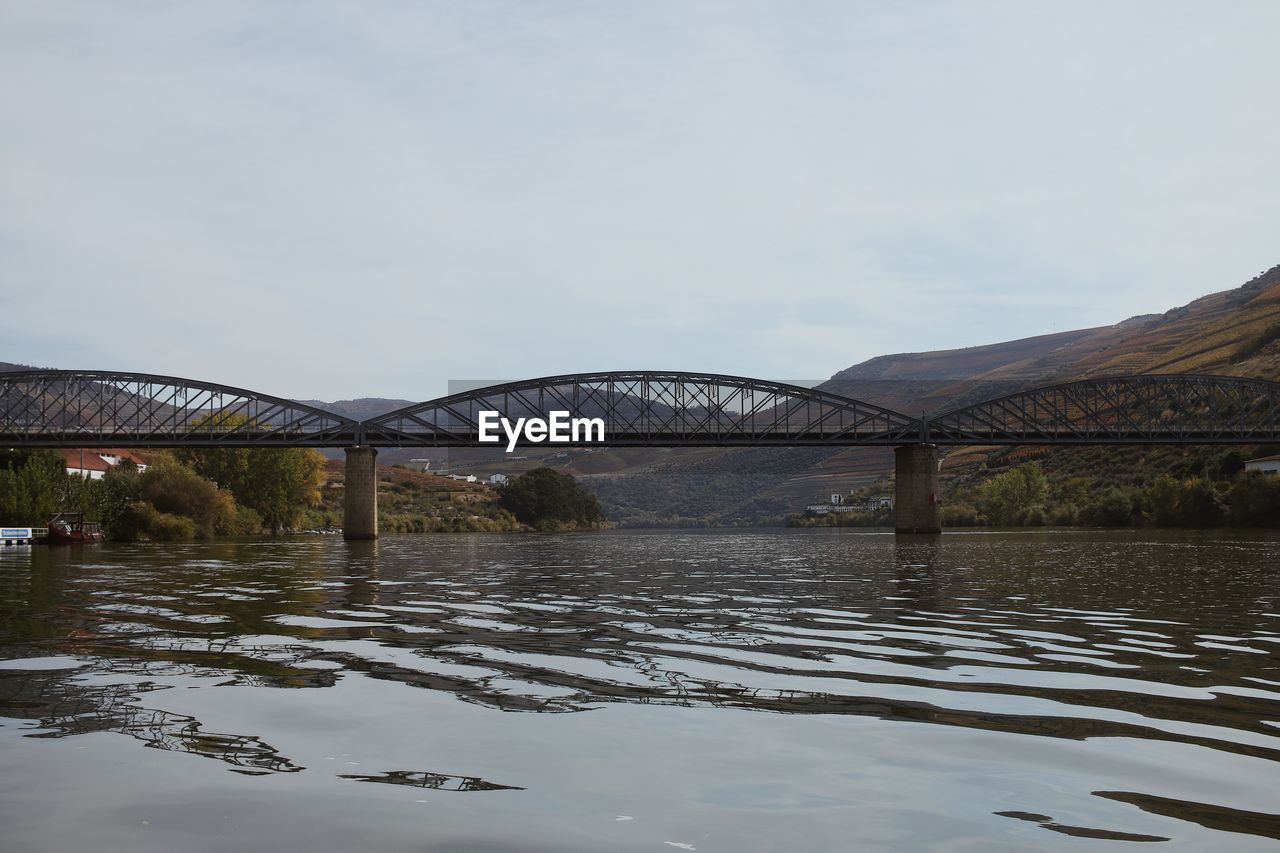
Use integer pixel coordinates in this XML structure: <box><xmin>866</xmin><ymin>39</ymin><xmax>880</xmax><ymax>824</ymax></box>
<box><xmin>569</xmin><ymin>263</ymin><xmax>1280</xmax><ymax>523</ymax></box>
<box><xmin>823</xmin><ymin>264</ymin><xmax>1280</xmax><ymax>412</ymax></box>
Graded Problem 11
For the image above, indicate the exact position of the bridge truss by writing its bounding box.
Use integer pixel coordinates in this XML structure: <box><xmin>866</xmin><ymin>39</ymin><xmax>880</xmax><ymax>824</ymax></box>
<box><xmin>925</xmin><ymin>374</ymin><xmax>1280</xmax><ymax>445</ymax></box>
<box><xmin>364</xmin><ymin>372</ymin><xmax>922</xmax><ymax>447</ymax></box>
<box><xmin>0</xmin><ymin>371</ymin><xmax>359</xmax><ymax>447</ymax></box>
<box><xmin>2</xmin><ymin>369</ymin><xmax>1279</xmax><ymax>449</ymax></box>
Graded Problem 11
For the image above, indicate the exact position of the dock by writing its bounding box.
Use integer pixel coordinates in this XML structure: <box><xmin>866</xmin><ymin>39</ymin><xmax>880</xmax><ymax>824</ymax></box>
<box><xmin>1</xmin><ymin>527</ymin><xmax>49</xmax><ymax>545</ymax></box>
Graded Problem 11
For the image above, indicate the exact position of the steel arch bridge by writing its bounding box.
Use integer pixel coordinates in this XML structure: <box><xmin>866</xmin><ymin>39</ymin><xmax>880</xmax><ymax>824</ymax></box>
<box><xmin>362</xmin><ymin>372</ymin><xmax>922</xmax><ymax>447</ymax></box>
<box><xmin>2</xmin><ymin>369</ymin><xmax>1280</xmax><ymax>448</ymax></box>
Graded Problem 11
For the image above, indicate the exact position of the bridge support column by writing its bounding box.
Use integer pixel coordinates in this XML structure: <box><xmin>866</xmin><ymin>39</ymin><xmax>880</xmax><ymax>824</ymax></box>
<box><xmin>894</xmin><ymin>444</ymin><xmax>941</xmax><ymax>534</ymax></box>
<box><xmin>343</xmin><ymin>446</ymin><xmax>378</xmax><ymax>541</ymax></box>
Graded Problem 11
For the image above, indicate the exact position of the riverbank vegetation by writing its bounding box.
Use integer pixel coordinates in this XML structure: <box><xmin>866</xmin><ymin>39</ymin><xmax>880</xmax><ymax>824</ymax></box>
<box><xmin>1</xmin><ymin>450</ymin><xmax>607</xmax><ymax>538</ymax></box>
<box><xmin>307</xmin><ymin>464</ymin><xmax>604</xmax><ymax>533</ymax></box>
<box><xmin>0</xmin><ymin>447</ymin><xmax>325</xmax><ymax>540</ymax></box>
<box><xmin>497</xmin><ymin>468</ymin><xmax>606</xmax><ymax>531</ymax></box>
<box><xmin>308</xmin><ymin>461</ymin><xmax>521</xmax><ymax>533</ymax></box>
<box><xmin>939</xmin><ymin>445</ymin><xmax>1280</xmax><ymax>528</ymax></box>
<box><xmin>787</xmin><ymin>445</ymin><xmax>1280</xmax><ymax>529</ymax></box>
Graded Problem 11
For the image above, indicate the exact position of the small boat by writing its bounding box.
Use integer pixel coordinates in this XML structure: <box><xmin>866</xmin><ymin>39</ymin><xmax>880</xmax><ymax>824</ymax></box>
<box><xmin>47</xmin><ymin>512</ymin><xmax>105</xmax><ymax>544</ymax></box>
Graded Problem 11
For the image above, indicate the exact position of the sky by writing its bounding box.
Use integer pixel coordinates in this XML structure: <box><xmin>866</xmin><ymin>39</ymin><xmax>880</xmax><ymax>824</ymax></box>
<box><xmin>2</xmin><ymin>1</ymin><xmax>1277</xmax><ymax>402</ymax></box>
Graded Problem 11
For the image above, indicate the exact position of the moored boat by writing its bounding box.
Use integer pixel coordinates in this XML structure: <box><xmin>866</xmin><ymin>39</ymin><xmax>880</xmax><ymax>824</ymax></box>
<box><xmin>47</xmin><ymin>512</ymin><xmax>104</xmax><ymax>544</ymax></box>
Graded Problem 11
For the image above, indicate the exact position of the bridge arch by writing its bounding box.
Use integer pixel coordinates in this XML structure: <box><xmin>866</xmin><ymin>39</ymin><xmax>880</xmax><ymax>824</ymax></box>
<box><xmin>0</xmin><ymin>369</ymin><xmax>359</xmax><ymax>447</ymax></box>
<box><xmin>925</xmin><ymin>374</ymin><xmax>1280</xmax><ymax>444</ymax></box>
<box><xmin>364</xmin><ymin>371</ymin><xmax>921</xmax><ymax>447</ymax></box>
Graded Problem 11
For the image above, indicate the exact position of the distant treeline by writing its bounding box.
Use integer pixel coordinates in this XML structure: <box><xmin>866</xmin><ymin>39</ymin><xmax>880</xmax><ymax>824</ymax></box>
<box><xmin>942</xmin><ymin>460</ymin><xmax>1280</xmax><ymax>528</ymax></box>
<box><xmin>787</xmin><ymin>451</ymin><xmax>1280</xmax><ymax>529</ymax></box>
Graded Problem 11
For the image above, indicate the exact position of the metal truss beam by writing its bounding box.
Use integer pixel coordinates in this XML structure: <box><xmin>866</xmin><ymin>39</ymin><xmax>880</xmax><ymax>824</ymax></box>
<box><xmin>926</xmin><ymin>374</ymin><xmax>1280</xmax><ymax>445</ymax></box>
<box><xmin>363</xmin><ymin>371</ymin><xmax>921</xmax><ymax>448</ymax></box>
<box><xmin>3</xmin><ymin>370</ymin><xmax>1278</xmax><ymax>449</ymax></box>
<box><xmin>0</xmin><ymin>370</ymin><xmax>360</xmax><ymax>447</ymax></box>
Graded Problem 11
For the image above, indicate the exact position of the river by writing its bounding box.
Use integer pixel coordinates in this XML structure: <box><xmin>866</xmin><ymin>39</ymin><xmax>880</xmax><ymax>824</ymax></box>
<box><xmin>1</xmin><ymin>529</ymin><xmax>1278</xmax><ymax>851</ymax></box>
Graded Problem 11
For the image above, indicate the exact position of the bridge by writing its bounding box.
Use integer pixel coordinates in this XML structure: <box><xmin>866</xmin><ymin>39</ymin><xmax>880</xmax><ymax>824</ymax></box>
<box><xmin>3</xmin><ymin>370</ymin><xmax>1279</xmax><ymax>537</ymax></box>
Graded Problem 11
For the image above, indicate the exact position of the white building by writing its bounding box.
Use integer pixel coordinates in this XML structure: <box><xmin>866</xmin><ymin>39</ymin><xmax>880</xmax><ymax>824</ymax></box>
<box><xmin>1244</xmin><ymin>454</ymin><xmax>1280</xmax><ymax>475</ymax></box>
<box><xmin>59</xmin><ymin>449</ymin><xmax>149</xmax><ymax>480</ymax></box>
<box><xmin>487</xmin><ymin>473</ymin><xmax>509</xmax><ymax>486</ymax></box>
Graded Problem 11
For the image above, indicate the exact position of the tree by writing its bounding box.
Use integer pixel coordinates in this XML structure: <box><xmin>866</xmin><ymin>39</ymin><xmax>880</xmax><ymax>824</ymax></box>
<box><xmin>136</xmin><ymin>456</ymin><xmax>238</xmax><ymax>538</ymax></box>
<box><xmin>93</xmin><ymin>461</ymin><xmax>142</xmax><ymax>540</ymax></box>
<box><xmin>0</xmin><ymin>450</ymin><xmax>69</xmax><ymax>526</ymax></box>
<box><xmin>1215</xmin><ymin>450</ymin><xmax>1246</xmax><ymax>479</ymax></box>
<box><xmin>1144</xmin><ymin>475</ymin><xmax>1182</xmax><ymax>527</ymax></box>
<box><xmin>1084</xmin><ymin>487</ymin><xmax>1136</xmax><ymax>527</ymax></box>
<box><xmin>498</xmin><ymin>468</ymin><xmax>604</xmax><ymax>530</ymax></box>
<box><xmin>1058</xmin><ymin>476</ymin><xmax>1093</xmax><ymax>509</ymax></box>
<box><xmin>177</xmin><ymin>446</ymin><xmax>325</xmax><ymax>533</ymax></box>
<box><xmin>977</xmin><ymin>462</ymin><xmax>1048</xmax><ymax>526</ymax></box>
<box><xmin>1227</xmin><ymin>472</ymin><xmax>1280</xmax><ymax>526</ymax></box>
<box><xmin>1179</xmin><ymin>478</ymin><xmax>1225</xmax><ymax>527</ymax></box>
<box><xmin>174</xmin><ymin>415</ymin><xmax>325</xmax><ymax>533</ymax></box>
<box><xmin>1143</xmin><ymin>475</ymin><xmax>1224</xmax><ymax>528</ymax></box>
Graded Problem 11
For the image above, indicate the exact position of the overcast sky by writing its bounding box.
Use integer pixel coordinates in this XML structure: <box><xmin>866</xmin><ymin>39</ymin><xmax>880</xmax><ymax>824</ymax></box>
<box><xmin>2</xmin><ymin>2</ymin><xmax>1277</xmax><ymax>401</ymax></box>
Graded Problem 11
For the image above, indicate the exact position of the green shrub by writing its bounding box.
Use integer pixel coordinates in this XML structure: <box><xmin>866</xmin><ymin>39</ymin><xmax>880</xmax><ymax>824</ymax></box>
<box><xmin>1144</xmin><ymin>475</ymin><xmax>1224</xmax><ymax>528</ymax></box>
<box><xmin>147</xmin><ymin>510</ymin><xmax>198</xmax><ymax>541</ymax></box>
<box><xmin>1227</xmin><ymin>472</ymin><xmax>1280</xmax><ymax>526</ymax></box>
<box><xmin>498</xmin><ymin>468</ymin><xmax>604</xmax><ymax>530</ymax></box>
<box><xmin>941</xmin><ymin>503</ymin><xmax>979</xmax><ymax>526</ymax></box>
<box><xmin>1084</xmin><ymin>487</ymin><xmax>1135</xmax><ymax>527</ymax></box>
<box><xmin>1020</xmin><ymin>505</ymin><xmax>1047</xmax><ymax>527</ymax></box>
<box><xmin>978</xmin><ymin>463</ymin><xmax>1048</xmax><ymax>526</ymax></box>
<box><xmin>232</xmin><ymin>505</ymin><xmax>265</xmax><ymax>535</ymax></box>
<box><xmin>1049</xmin><ymin>504</ymin><xmax>1078</xmax><ymax>526</ymax></box>
<box><xmin>137</xmin><ymin>458</ymin><xmax>237</xmax><ymax>538</ymax></box>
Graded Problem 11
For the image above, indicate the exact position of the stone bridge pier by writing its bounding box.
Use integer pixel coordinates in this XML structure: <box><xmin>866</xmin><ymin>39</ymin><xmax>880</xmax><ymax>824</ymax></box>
<box><xmin>343</xmin><ymin>446</ymin><xmax>379</xmax><ymax>540</ymax></box>
<box><xmin>894</xmin><ymin>444</ymin><xmax>941</xmax><ymax>534</ymax></box>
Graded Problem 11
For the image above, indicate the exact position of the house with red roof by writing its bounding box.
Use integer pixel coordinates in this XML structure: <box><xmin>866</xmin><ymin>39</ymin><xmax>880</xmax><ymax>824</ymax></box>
<box><xmin>58</xmin><ymin>449</ymin><xmax>149</xmax><ymax>480</ymax></box>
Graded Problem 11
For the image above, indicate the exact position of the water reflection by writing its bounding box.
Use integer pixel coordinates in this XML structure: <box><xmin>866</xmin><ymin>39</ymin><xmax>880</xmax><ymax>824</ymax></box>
<box><xmin>0</xmin><ymin>664</ymin><xmax>303</xmax><ymax>773</ymax></box>
<box><xmin>994</xmin><ymin>809</ymin><xmax>1170</xmax><ymax>843</ymax></box>
<box><xmin>1</xmin><ymin>530</ymin><xmax>1279</xmax><ymax>845</ymax></box>
<box><xmin>340</xmin><ymin>770</ymin><xmax>523</xmax><ymax>792</ymax></box>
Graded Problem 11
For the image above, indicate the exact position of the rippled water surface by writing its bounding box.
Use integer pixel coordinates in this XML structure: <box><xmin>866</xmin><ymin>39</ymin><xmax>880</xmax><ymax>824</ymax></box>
<box><xmin>2</xmin><ymin>529</ymin><xmax>1279</xmax><ymax>851</ymax></box>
